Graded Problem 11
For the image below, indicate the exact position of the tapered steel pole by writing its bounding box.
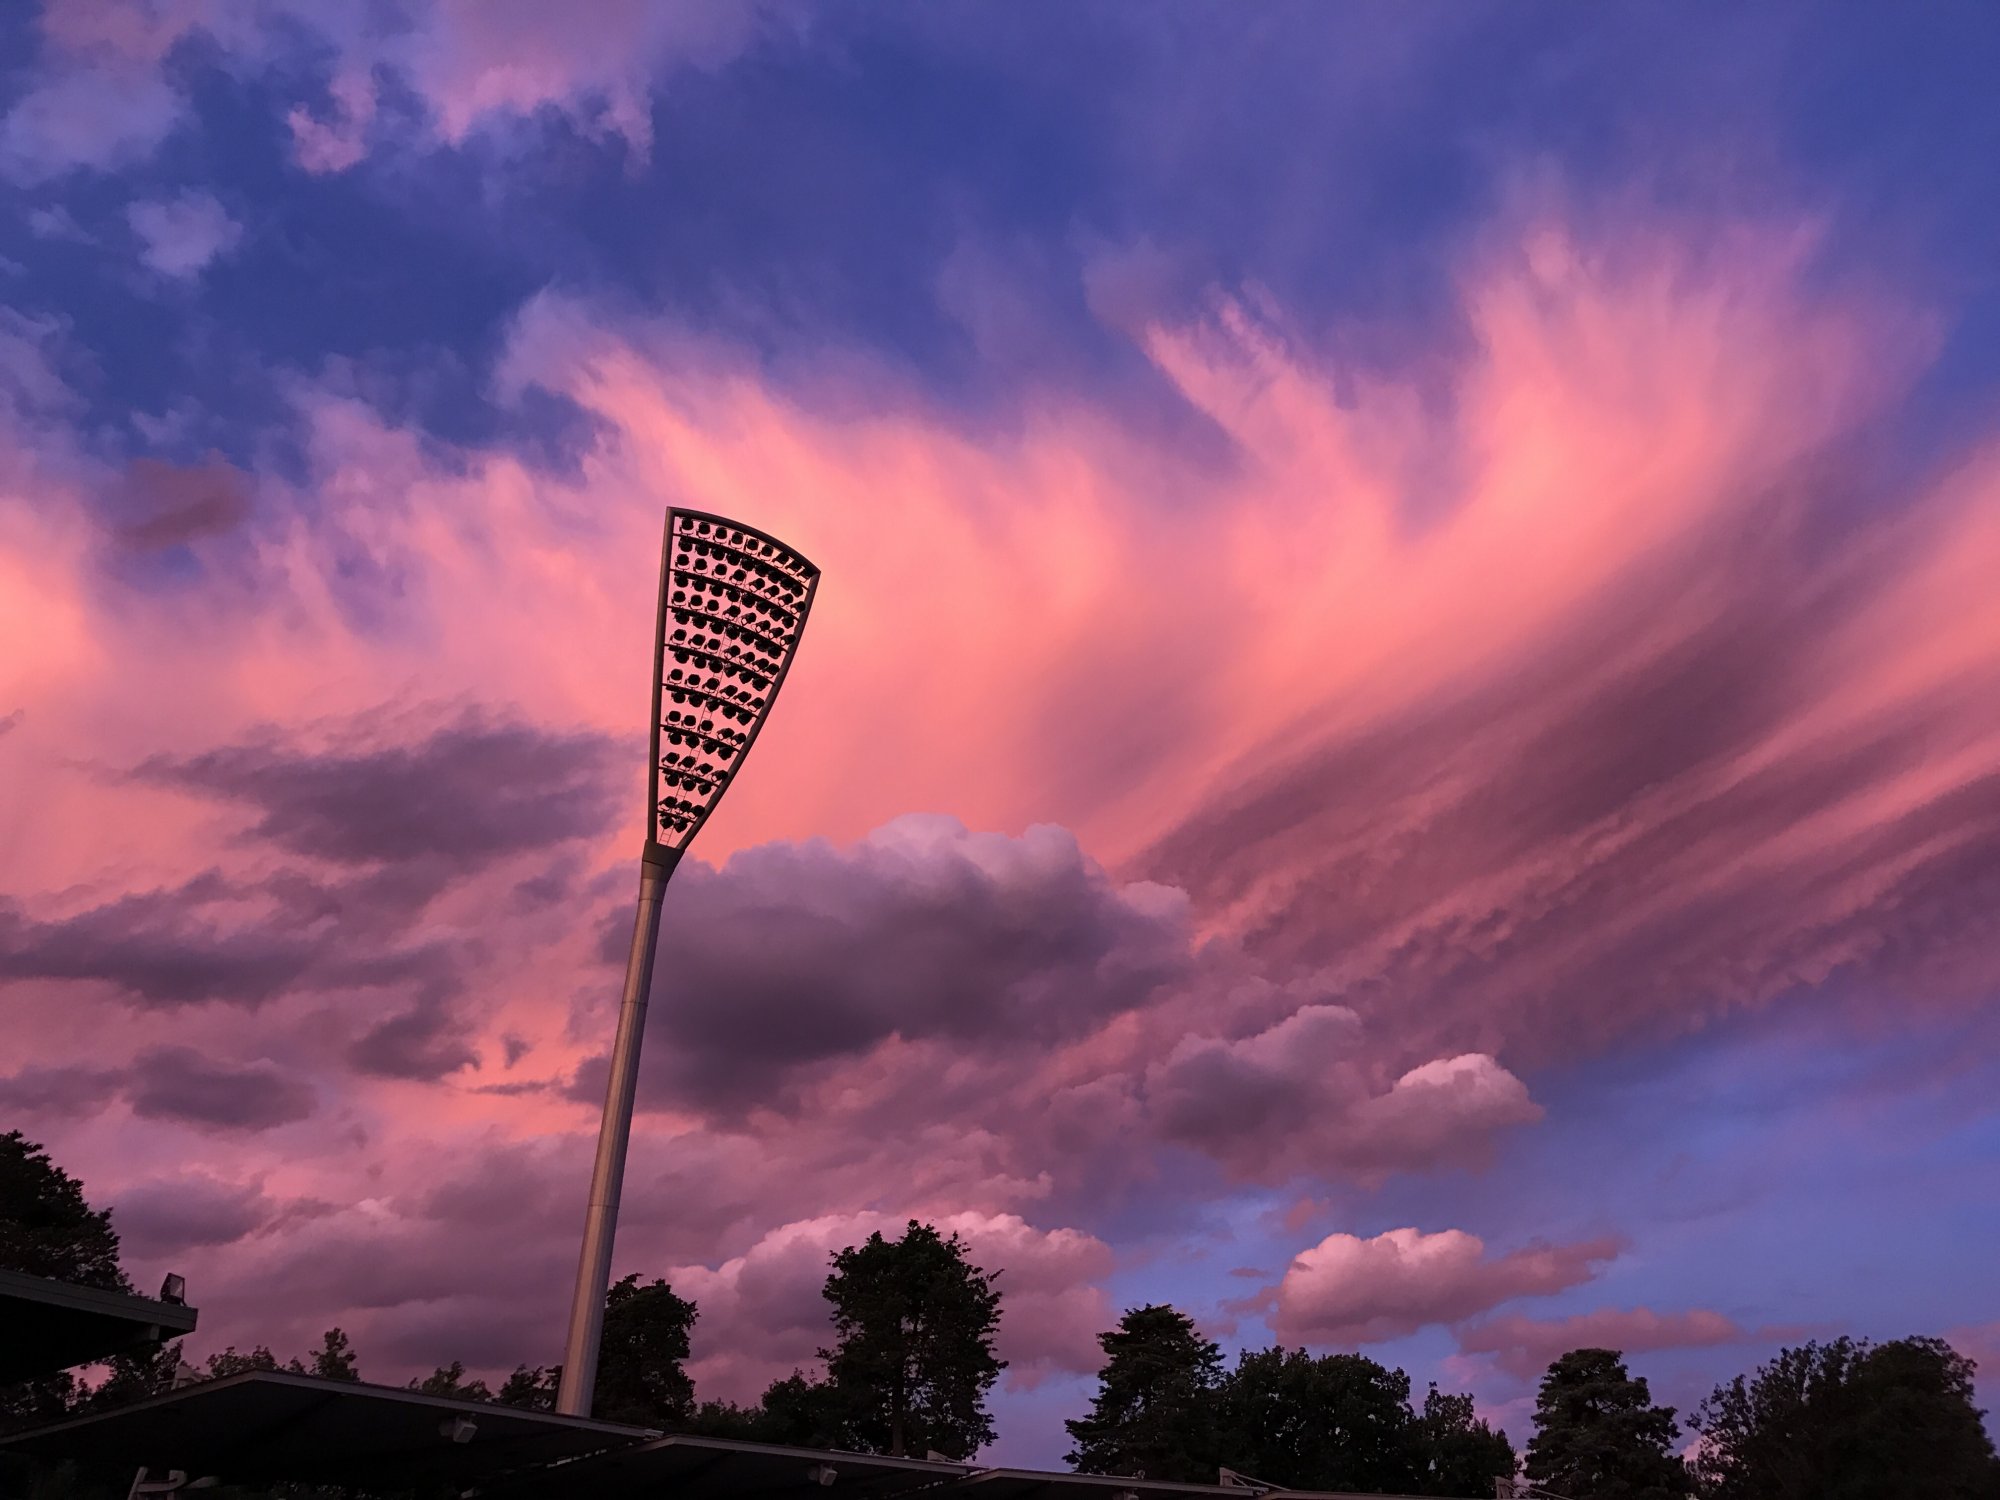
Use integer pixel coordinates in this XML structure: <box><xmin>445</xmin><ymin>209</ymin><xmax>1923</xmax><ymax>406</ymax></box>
<box><xmin>554</xmin><ymin>508</ymin><xmax>818</xmax><ymax>1420</ymax></box>
<box><xmin>555</xmin><ymin>849</ymin><xmax>676</xmax><ymax>1417</ymax></box>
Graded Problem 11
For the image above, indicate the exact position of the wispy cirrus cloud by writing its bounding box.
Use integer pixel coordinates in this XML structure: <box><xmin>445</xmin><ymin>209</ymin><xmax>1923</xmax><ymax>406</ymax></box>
<box><xmin>2</xmin><ymin>181</ymin><xmax>1997</xmax><ymax>1418</ymax></box>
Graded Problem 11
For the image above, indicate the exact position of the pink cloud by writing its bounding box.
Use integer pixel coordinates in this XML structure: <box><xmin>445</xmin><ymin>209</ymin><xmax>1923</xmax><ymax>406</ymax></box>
<box><xmin>1947</xmin><ymin>1321</ymin><xmax>2000</xmax><ymax>1400</ymax></box>
<box><xmin>1456</xmin><ymin>1307</ymin><xmax>1759</xmax><ymax>1382</ymax></box>
<box><xmin>1146</xmin><ymin>1010</ymin><xmax>1540</xmax><ymax>1182</ymax></box>
<box><xmin>1267</xmin><ymin>1228</ymin><xmax>1620</xmax><ymax>1346</ymax></box>
<box><xmin>5</xmin><ymin>195</ymin><xmax>2000</xmax><ymax>1387</ymax></box>
<box><xmin>7</xmin><ymin>0</ymin><xmax>770</xmax><ymax>180</ymax></box>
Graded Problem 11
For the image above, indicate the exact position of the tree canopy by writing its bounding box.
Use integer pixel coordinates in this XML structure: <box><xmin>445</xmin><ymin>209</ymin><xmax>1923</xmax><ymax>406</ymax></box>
<box><xmin>1214</xmin><ymin>1347</ymin><xmax>1420</xmax><ymax>1493</ymax></box>
<box><xmin>1407</xmin><ymin>1382</ymin><xmax>1517</xmax><ymax>1498</ymax></box>
<box><xmin>593</xmin><ymin>1274</ymin><xmax>699</xmax><ymax>1427</ymax></box>
<box><xmin>416</xmin><ymin>1360</ymin><xmax>493</xmax><ymax>1402</ymax></box>
<box><xmin>0</xmin><ymin>1132</ymin><xmax>125</xmax><ymax>1291</ymax></box>
<box><xmin>1526</xmin><ymin>1347</ymin><xmax>1689</xmax><ymax>1500</ymax></box>
<box><xmin>1066</xmin><ymin>1304</ymin><xmax>1225</xmax><ymax>1481</ymax></box>
<box><xmin>1687</xmin><ymin>1336</ymin><xmax>2000</xmax><ymax>1500</ymax></box>
<box><xmin>821</xmin><ymin>1220</ymin><xmax>1005</xmax><ymax>1459</ymax></box>
<box><xmin>296</xmin><ymin>1327</ymin><xmax>360</xmax><ymax>1382</ymax></box>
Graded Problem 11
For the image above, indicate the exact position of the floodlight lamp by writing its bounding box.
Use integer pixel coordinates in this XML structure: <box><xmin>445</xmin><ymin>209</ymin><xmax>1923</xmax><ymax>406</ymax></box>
<box><xmin>440</xmin><ymin>1417</ymin><xmax>478</xmax><ymax>1444</ymax></box>
<box><xmin>807</xmin><ymin>1464</ymin><xmax>838</xmax><ymax>1486</ymax></box>
<box><xmin>159</xmin><ymin>1272</ymin><xmax>186</xmax><ymax>1305</ymax></box>
<box><xmin>645</xmin><ymin>508</ymin><xmax>819</xmax><ymax>866</ymax></box>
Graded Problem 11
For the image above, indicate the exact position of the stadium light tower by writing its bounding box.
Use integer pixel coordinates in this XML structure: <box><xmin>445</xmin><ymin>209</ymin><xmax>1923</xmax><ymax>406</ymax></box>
<box><xmin>556</xmin><ymin>507</ymin><xmax>821</xmax><ymax>1419</ymax></box>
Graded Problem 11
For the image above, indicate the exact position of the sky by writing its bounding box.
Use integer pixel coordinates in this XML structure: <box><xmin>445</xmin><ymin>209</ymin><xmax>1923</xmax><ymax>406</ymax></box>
<box><xmin>3</xmin><ymin>0</ymin><xmax>1999</xmax><ymax>1466</ymax></box>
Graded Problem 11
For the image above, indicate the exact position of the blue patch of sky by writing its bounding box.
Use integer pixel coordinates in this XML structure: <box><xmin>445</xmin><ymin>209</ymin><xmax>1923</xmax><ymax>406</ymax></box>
<box><xmin>5</xmin><ymin>3</ymin><xmax>1997</xmax><ymax>521</ymax></box>
<box><xmin>1072</xmin><ymin>986</ymin><xmax>1999</xmax><ymax>1388</ymax></box>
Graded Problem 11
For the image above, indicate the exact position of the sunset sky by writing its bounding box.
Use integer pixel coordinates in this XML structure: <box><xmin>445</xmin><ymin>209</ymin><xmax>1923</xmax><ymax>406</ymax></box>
<box><xmin>3</xmin><ymin>0</ymin><xmax>1999</xmax><ymax>1463</ymax></box>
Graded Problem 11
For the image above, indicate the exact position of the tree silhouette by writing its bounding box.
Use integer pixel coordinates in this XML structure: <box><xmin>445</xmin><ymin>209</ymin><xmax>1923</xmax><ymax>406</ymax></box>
<box><xmin>1066</xmin><ymin>1304</ymin><xmax>1223</xmax><ymax>1480</ymax></box>
<box><xmin>593</xmin><ymin>1274</ymin><xmax>698</xmax><ymax>1426</ymax></box>
<box><xmin>0</xmin><ymin>1132</ymin><xmax>124</xmax><ymax>1291</ymax></box>
<box><xmin>497</xmin><ymin>1364</ymin><xmax>559</xmax><ymax>1411</ymax></box>
<box><xmin>295</xmin><ymin>1327</ymin><xmax>359</xmax><ymax>1382</ymax></box>
<box><xmin>821</xmin><ymin>1221</ymin><xmax>1004</xmax><ymax>1458</ymax></box>
<box><xmin>415</xmin><ymin>1361</ymin><xmax>493</xmax><ymax>1402</ymax></box>
<box><xmin>1406</xmin><ymin>1383</ymin><xmax>1516</xmax><ymax>1497</ymax></box>
<box><xmin>1214</xmin><ymin>1347</ymin><xmax>1418</xmax><ymax>1493</ymax></box>
<box><xmin>1688</xmin><ymin>1336</ymin><xmax>1999</xmax><ymax>1500</ymax></box>
<box><xmin>1526</xmin><ymin>1348</ymin><xmax>1688</xmax><ymax>1500</ymax></box>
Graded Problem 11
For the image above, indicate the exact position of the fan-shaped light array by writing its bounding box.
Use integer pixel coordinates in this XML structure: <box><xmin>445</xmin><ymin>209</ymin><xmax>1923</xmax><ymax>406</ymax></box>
<box><xmin>652</xmin><ymin>509</ymin><xmax>819</xmax><ymax>850</ymax></box>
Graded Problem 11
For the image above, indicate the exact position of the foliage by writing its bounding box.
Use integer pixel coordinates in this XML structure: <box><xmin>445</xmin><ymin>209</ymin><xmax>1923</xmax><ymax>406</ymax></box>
<box><xmin>751</xmin><ymin>1371</ymin><xmax>855</xmax><ymax>1448</ymax></box>
<box><xmin>1526</xmin><ymin>1348</ymin><xmax>1689</xmax><ymax>1500</ymax></box>
<box><xmin>821</xmin><ymin>1220</ymin><xmax>1006</xmax><ymax>1459</ymax></box>
<box><xmin>0</xmin><ymin>1133</ymin><xmax>126</xmax><ymax>1292</ymax></box>
<box><xmin>415</xmin><ymin>1360</ymin><xmax>493</xmax><ymax>1402</ymax></box>
<box><xmin>1065</xmin><ymin>1304</ymin><xmax>1224</xmax><ymax>1480</ymax></box>
<box><xmin>83</xmin><ymin>1342</ymin><xmax>181</xmax><ymax>1412</ymax></box>
<box><xmin>0</xmin><ymin>1134</ymin><xmax>134</xmax><ymax>1433</ymax></box>
<box><xmin>593</xmin><ymin>1274</ymin><xmax>699</xmax><ymax>1427</ymax></box>
<box><xmin>1687</xmin><ymin>1336</ymin><xmax>2000</xmax><ymax>1500</ymax></box>
<box><xmin>680</xmin><ymin>1374</ymin><xmax>851</xmax><ymax>1447</ymax></box>
<box><xmin>1213</xmin><ymin>1347</ymin><xmax>1419</xmax><ymax>1493</ymax></box>
<box><xmin>497</xmin><ymin>1364</ymin><xmax>559</xmax><ymax>1411</ymax></box>
<box><xmin>292</xmin><ymin>1327</ymin><xmax>360</xmax><ymax>1382</ymax></box>
<box><xmin>1406</xmin><ymin>1383</ymin><xmax>1516</xmax><ymax>1497</ymax></box>
<box><xmin>206</xmin><ymin>1345</ymin><xmax>281</xmax><ymax>1377</ymax></box>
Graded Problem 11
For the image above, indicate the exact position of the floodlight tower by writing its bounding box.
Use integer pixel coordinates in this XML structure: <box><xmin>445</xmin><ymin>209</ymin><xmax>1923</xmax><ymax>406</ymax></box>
<box><xmin>556</xmin><ymin>508</ymin><xmax>820</xmax><ymax>1418</ymax></box>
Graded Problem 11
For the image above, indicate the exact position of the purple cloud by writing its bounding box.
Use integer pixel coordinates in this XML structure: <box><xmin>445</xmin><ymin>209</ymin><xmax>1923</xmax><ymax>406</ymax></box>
<box><xmin>126</xmin><ymin>1045</ymin><xmax>316</xmax><ymax>1132</ymax></box>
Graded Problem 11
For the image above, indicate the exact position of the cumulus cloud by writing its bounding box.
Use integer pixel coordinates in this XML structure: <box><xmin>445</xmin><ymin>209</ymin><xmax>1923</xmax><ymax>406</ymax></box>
<box><xmin>1267</xmin><ymin>1227</ymin><xmax>1620</xmax><ymax>1345</ymax></box>
<box><xmin>1456</xmin><ymin>1307</ymin><xmax>1759</xmax><ymax>1381</ymax></box>
<box><xmin>616</xmin><ymin>816</ymin><xmax>1191</xmax><ymax>1113</ymax></box>
<box><xmin>1147</xmin><ymin>1010</ymin><xmax>1541</xmax><ymax>1180</ymax></box>
<box><xmin>126</xmin><ymin>191</ymin><xmax>242</xmax><ymax>280</ymax></box>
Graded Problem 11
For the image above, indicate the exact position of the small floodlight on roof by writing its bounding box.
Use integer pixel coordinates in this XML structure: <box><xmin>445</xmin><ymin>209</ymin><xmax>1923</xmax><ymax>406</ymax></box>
<box><xmin>439</xmin><ymin>1416</ymin><xmax>477</xmax><ymax>1444</ymax></box>
<box><xmin>808</xmin><ymin>1463</ymin><xmax>839</xmax><ymax>1486</ymax></box>
<box><xmin>158</xmin><ymin>1273</ymin><xmax>186</xmax><ymax>1306</ymax></box>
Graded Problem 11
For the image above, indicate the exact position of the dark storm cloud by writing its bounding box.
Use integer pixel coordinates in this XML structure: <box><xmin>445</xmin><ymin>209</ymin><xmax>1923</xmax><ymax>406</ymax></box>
<box><xmin>0</xmin><ymin>861</ymin><xmax>463</xmax><ymax>1011</ymax></box>
<box><xmin>125</xmin><ymin>1045</ymin><xmax>316</xmax><ymax>1131</ymax></box>
<box><xmin>586</xmin><ymin>818</ymin><xmax>1191</xmax><ymax>1114</ymax></box>
<box><xmin>0</xmin><ymin>875</ymin><xmax>320</xmax><ymax>1007</ymax></box>
<box><xmin>0</xmin><ymin>1055</ymin><xmax>311</xmax><ymax>1136</ymax></box>
<box><xmin>132</xmin><ymin>714</ymin><xmax>623</xmax><ymax>867</ymax></box>
<box><xmin>0</xmin><ymin>1063</ymin><xmax>123</xmax><ymax>1116</ymax></box>
<box><xmin>347</xmin><ymin>995</ymin><xmax>477</xmax><ymax>1081</ymax></box>
<box><xmin>113</xmin><ymin>1174</ymin><xmax>275</xmax><ymax>1255</ymax></box>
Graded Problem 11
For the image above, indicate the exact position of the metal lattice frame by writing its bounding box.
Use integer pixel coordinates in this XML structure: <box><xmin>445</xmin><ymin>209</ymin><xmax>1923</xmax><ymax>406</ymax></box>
<box><xmin>645</xmin><ymin>508</ymin><xmax>820</xmax><ymax>863</ymax></box>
